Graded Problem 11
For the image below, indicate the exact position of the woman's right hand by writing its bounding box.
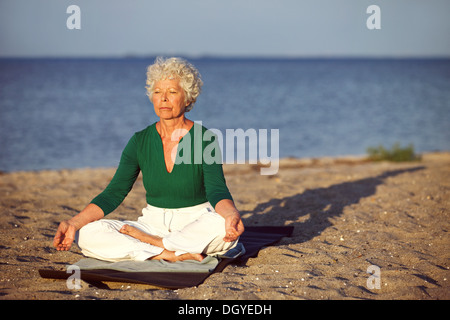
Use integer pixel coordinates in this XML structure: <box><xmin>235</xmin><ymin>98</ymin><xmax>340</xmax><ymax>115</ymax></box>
<box><xmin>52</xmin><ymin>203</ymin><xmax>105</xmax><ymax>251</ymax></box>
<box><xmin>53</xmin><ymin>220</ymin><xmax>78</xmax><ymax>251</ymax></box>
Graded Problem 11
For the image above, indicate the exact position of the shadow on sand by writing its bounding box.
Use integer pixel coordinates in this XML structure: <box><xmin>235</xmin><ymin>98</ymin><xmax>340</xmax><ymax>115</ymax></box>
<box><xmin>241</xmin><ymin>166</ymin><xmax>425</xmax><ymax>244</ymax></box>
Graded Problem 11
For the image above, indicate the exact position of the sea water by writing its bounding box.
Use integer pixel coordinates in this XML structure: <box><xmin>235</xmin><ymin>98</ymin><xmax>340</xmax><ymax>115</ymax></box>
<box><xmin>0</xmin><ymin>57</ymin><xmax>449</xmax><ymax>172</ymax></box>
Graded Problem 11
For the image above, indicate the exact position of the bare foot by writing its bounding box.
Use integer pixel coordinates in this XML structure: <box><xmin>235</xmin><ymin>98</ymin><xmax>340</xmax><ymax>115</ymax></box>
<box><xmin>152</xmin><ymin>250</ymin><xmax>204</xmax><ymax>263</ymax></box>
<box><xmin>120</xmin><ymin>225</ymin><xmax>204</xmax><ymax>262</ymax></box>
<box><xmin>119</xmin><ymin>224</ymin><xmax>148</xmax><ymax>241</ymax></box>
<box><xmin>176</xmin><ymin>252</ymin><xmax>205</xmax><ymax>262</ymax></box>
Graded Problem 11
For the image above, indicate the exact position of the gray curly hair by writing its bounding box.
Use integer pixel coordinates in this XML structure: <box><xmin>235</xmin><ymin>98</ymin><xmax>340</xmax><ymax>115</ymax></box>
<box><xmin>145</xmin><ymin>57</ymin><xmax>203</xmax><ymax>112</ymax></box>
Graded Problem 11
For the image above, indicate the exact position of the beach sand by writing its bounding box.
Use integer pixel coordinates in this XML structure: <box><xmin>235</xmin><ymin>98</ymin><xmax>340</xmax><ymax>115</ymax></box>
<box><xmin>0</xmin><ymin>152</ymin><xmax>449</xmax><ymax>300</ymax></box>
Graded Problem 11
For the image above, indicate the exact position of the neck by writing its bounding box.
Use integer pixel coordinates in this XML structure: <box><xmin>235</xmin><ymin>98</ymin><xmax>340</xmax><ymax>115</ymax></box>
<box><xmin>157</xmin><ymin>117</ymin><xmax>193</xmax><ymax>139</ymax></box>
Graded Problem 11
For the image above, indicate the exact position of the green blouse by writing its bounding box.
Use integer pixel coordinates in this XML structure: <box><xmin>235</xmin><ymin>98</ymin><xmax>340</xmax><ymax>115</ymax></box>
<box><xmin>91</xmin><ymin>122</ymin><xmax>233</xmax><ymax>215</ymax></box>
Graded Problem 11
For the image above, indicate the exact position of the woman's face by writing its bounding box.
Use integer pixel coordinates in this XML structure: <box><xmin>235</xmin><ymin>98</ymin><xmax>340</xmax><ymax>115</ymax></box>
<box><xmin>151</xmin><ymin>78</ymin><xmax>189</xmax><ymax>120</ymax></box>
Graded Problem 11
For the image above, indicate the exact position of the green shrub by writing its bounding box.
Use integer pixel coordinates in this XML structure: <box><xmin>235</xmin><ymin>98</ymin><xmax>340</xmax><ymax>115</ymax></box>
<box><xmin>366</xmin><ymin>143</ymin><xmax>421</xmax><ymax>162</ymax></box>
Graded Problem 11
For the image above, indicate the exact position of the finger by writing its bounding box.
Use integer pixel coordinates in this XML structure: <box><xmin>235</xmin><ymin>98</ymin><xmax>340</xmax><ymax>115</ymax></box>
<box><xmin>58</xmin><ymin>236</ymin><xmax>74</xmax><ymax>250</ymax></box>
<box><xmin>223</xmin><ymin>230</ymin><xmax>238</xmax><ymax>242</ymax></box>
<box><xmin>224</xmin><ymin>236</ymin><xmax>238</xmax><ymax>242</ymax></box>
<box><xmin>237</xmin><ymin>222</ymin><xmax>245</xmax><ymax>235</ymax></box>
<box><xmin>223</xmin><ymin>236</ymin><xmax>234</xmax><ymax>242</ymax></box>
<box><xmin>58</xmin><ymin>242</ymin><xmax>71</xmax><ymax>251</ymax></box>
<box><xmin>53</xmin><ymin>237</ymin><xmax>61</xmax><ymax>248</ymax></box>
<box><xmin>56</xmin><ymin>244</ymin><xmax>68</xmax><ymax>251</ymax></box>
<box><xmin>63</xmin><ymin>236</ymin><xmax>74</xmax><ymax>246</ymax></box>
<box><xmin>228</xmin><ymin>220</ymin><xmax>243</xmax><ymax>234</ymax></box>
<box><xmin>53</xmin><ymin>229</ymin><xmax>63</xmax><ymax>247</ymax></box>
<box><xmin>54</xmin><ymin>236</ymin><xmax>66</xmax><ymax>248</ymax></box>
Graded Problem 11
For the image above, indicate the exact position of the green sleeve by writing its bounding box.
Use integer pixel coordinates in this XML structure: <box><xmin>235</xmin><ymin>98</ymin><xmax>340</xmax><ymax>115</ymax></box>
<box><xmin>91</xmin><ymin>135</ymin><xmax>141</xmax><ymax>215</ymax></box>
<box><xmin>202</xmin><ymin>132</ymin><xmax>233</xmax><ymax>209</ymax></box>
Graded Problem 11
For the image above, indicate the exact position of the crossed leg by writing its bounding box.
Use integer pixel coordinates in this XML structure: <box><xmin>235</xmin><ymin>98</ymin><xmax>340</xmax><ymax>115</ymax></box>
<box><xmin>119</xmin><ymin>224</ymin><xmax>204</xmax><ymax>262</ymax></box>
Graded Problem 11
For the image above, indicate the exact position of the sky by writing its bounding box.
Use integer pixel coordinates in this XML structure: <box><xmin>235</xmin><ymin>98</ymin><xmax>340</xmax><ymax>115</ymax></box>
<box><xmin>0</xmin><ymin>0</ymin><xmax>449</xmax><ymax>58</ymax></box>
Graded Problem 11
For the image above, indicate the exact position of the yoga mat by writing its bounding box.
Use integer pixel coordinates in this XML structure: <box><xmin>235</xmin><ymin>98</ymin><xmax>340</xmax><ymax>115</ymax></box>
<box><xmin>39</xmin><ymin>226</ymin><xmax>293</xmax><ymax>289</ymax></box>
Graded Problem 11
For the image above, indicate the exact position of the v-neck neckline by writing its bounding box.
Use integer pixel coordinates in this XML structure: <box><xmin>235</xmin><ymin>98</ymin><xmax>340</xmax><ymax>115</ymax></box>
<box><xmin>154</xmin><ymin>122</ymin><xmax>195</xmax><ymax>174</ymax></box>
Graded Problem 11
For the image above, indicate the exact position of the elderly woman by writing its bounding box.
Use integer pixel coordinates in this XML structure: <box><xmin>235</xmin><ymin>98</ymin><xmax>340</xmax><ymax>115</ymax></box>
<box><xmin>53</xmin><ymin>57</ymin><xmax>244</xmax><ymax>262</ymax></box>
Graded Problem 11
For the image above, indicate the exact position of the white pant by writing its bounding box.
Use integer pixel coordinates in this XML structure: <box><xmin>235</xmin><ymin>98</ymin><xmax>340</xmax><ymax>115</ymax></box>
<box><xmin>75</xmin><ymin>202</ymin><xmax>238</xmax><ymax>262</ymax></box>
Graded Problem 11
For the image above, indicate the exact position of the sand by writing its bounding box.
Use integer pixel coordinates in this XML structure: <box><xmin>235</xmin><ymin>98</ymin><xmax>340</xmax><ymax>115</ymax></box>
<box><xmin>0</xmin><ymin>152</ymin><xmax>449</xmax><ymax>300</ymax></box>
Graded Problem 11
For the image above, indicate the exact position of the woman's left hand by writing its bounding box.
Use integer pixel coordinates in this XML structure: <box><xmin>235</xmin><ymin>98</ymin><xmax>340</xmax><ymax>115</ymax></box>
<box><xmin>215</xmin><ymin>199</ymin><xmax>245</xmax><ymax>242</ymax></box>
<box><xmin>223</xmin><ymin>213</ymin><xmax>245</xmax><ymax>242</ymax></box>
